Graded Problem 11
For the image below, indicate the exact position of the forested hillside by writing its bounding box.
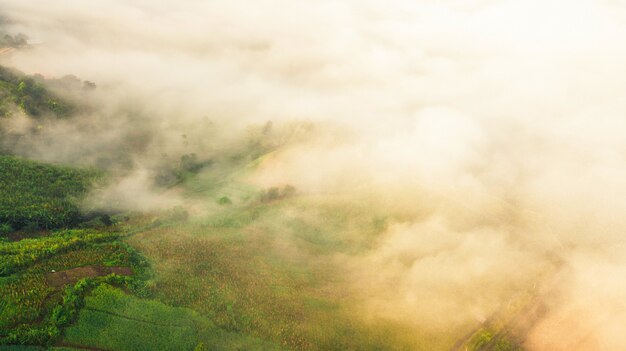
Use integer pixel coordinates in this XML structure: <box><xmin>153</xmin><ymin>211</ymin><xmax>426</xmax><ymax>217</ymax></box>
<box><xmin>0</xmin><ymin>66</ymin><xmax>71</xmax><ymax>118</ymax></box>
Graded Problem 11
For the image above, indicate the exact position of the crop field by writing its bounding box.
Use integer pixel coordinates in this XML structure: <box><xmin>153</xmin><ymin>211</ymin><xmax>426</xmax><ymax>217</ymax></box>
<box><xmin>0</xmin><ymin>156</ymin><xmax>99</xmax><ymax>231</ymax></box>
<box><xmin>0</xmin><ymin>143</ymin><xmax>532</xmax><ymax>351</ymax></box>
<box><xmin>0</xmin><ymin>144</ymin><xmax>528</xmax><ymax>351</ymax></box>
<box><xmin>0</xmin><ymin>236</ymin><xmax>144</xmax><ymax>342</ymax></box>
<box><xmin>0</xmin><ymin>230</ymin><xmax>120</xmax><ymax>275</ymax></box>
<box><xmin>121</xmin><ymin>158</ymin><xmax>458</xmax><ymax>350</ymax></box>
<box><xmin>63</xmin><ymin>284</ymin><xmax>280</xmax><ymax>351</ymax></box>
<box><xmin>0</xmin><ymin>66</ymin><xmax>526</xmax><ymax>350</ymax></box>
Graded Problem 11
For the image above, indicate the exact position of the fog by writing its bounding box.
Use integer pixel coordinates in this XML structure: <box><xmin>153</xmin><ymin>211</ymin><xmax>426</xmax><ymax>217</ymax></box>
<box><xmin>2</xmin><ymin>0</ymin><xmax>626</xmax><ymax>349</ymax></box>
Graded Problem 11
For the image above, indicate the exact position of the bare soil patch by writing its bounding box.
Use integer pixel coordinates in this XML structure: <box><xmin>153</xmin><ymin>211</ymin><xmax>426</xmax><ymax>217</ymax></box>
<box><xmin>56</xmin><ymin>341</ymin><xmax>110</xmax><ymax>351</ymax></box>
<box><xmin>5</xmin><ymin>230</ymin><xmax>51</xmax><ymax>241</ymax></box>
<box><xmin>46</xmin><ymin>265</ymin><xmax>133</xmax><ymax>288</ymax></box>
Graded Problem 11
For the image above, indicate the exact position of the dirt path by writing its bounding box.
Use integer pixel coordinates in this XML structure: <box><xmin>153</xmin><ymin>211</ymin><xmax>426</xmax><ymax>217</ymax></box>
<box><xmin>450</xmin><ymin>264</ymin><xmax>568</xmax><ymax>350</ymax></box>
<box><xmin>56</xmin><ymin>341</ymin><xmax>111</xmax><ymax>351</ymax></box>
<box><xmin>0</xmin><ymin>47</ymin><xmax>15</xmax><ymax>56</ymax></box>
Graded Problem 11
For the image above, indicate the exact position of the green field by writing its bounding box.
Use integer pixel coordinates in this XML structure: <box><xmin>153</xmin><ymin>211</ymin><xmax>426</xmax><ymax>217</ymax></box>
<box><xmin>0</xmin><ymin>233</ymin><xmax>146</xmax><ymax>344</ymax></box>
<box><xmin>0</xmin><ymin>149</ymin><xmax>522</xmax><ymax>350</ymax></box>
<box><xmin>0</xmin><ymin>70</ymin><xmax>525</xmax><ymax>350</ymax></box>
<box><xmin>63</xmin><ymin>284</ymin><xmax>280</xmax><ymax>351</ymax></box>
<box><xmin>117</xmin><ymin>156</ymin><xmax>455</xmax><ymax>350</ymax></box>
<box><xmin>0</xmin><ymin>156</ymin><xmax>99</xmax><ymax>231</ymax></box>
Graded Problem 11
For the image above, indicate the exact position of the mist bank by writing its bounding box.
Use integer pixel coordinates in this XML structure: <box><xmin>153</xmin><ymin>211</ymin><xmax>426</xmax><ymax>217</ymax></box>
<box><xmin>2</xmin><ymin>0</ymin><xmax>626</xmax><ymax>349</ymax></box>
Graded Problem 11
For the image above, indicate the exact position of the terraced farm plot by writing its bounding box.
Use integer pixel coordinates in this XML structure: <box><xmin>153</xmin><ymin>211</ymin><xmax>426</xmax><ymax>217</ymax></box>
<box><xmin>0</xmin><ymin>235</ymin><xmax>142</xmax><ymax>343</ymax></box>
<box><xmin>0</xmin><ymin>230</ymin><xmax>120</xmax><ymax>276</ymax></box>
<box><xmin>46</xmin><ymin>265</ymin><xmax>133</xmax><ymax>288</ymax></box>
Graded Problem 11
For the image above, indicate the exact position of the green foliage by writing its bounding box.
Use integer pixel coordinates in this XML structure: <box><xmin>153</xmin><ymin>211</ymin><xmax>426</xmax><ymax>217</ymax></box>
<box><xmin>65</xmin><ymin>309</ymin><xmax>197</xmax><ymax>351</ymax></box>
<box><xmin>63</xmin><ymin>284</ymin><xmax>281</xmax><ymax>351</ymax></box>
<box><xmin>64</xmin><ymin>285</ymin><xmax>198</xmax><ymax>351</ymax></box>
<box><xmin>217</xmin><ymin>196</ymin><xmax>232</xmax><ymax>205</ymax></box>
<box><xmin>470</xmin><ymin>330</ymin><xmax>494</xmax><ymax>350</ymax></box>
<box><xmin>181</xmin><ymin>153</ymin><xmax>211</xmax><ymax>173</ymax></box>
<box><xmin>0</xmin><ymin>239</ymin><xmax>143</xmax><ymax>338</ymax></box>
<box><xmin>259</xmin><ymin>185</ymin><xmax>296</xmax><ymax>203</ymax></box>
<box><xmin>0</xmin><ymin>33</ymin><xmax>28</xmax><ymax>48</ymax></box>
<box><xmin>154</xmin><ymin>153</ymin><xmax>212</xmax><ymax>188</ymax></box>
<box><xmin>0</xmin><ymin>156</ymin><xmax>99</xmax><ymax>231</ymax></box>
<box><xmin>0</xmin><ymin>66</ymin><xmax>72</xmax><ymax>118</ymax></box>
<box><xmin>0</xmin><ymin>274</ymin><xmax>52</xmax><ymax>333</ymax></box>
<box><xmin>0</xmin><ymin>215</ymin><xmax>150</xmax><ymax>344</ymax></box>
<box><xmin>125</xmin><ymin>196</ymin><xmax>430</xmax><ymax>350</ymax></box>
<box><xmin>202</xmin><ymin>206</ymin><xmax>264</xmax><ymax>228</ymax></box>
<box><xmin>1</xmin><ymin>275</ymin><xmax>135</xmax><ymax>346</ymax></box>
<box><xmin>0</xmin><ymin>230</ymin><xmax>118</xmax><ymax>276</ymax></box>
<box><xmin>0</xmin><ymin>223</ymin><xmax>12</xmax><ymax>235</ymax></box>
<box><xmin>468</xmin><ymin>329</ymin><xmax>523</xmax><ymax>351</ymax></box>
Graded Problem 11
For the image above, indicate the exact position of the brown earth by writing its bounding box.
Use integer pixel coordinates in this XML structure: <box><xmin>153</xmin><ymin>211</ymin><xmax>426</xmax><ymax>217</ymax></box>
<box><xmin>56</xmin><ymin>341</ymin><xmax>110</xmax><ymax>351</ymax></box>
<box><xmin>5</xmin><ymin>230</ymin><xmax>51</xmax><ymax>241</ymax></box>
<box><xmin>46</xmin><ymin>265</ymin><xmax>133</xmax><ymax>288</ymax></box>
<box><xmin>0</xmin><ymin>47</ymin><xmax>16</xmax><ymax>55</ymax></box>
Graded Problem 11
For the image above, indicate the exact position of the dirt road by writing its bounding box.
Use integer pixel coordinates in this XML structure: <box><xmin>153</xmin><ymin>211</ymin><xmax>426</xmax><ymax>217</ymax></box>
<box><xmin>0</xmin><ymin>47</ymin><xmax>15</xmax><ymax>56</ymax></box>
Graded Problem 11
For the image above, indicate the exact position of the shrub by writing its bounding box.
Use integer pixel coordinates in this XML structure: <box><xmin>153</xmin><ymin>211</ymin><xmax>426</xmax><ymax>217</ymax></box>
<box><xmin>1</xmin><ymin>275</ymin><xmax>137</xmax><ymax>346</ymax></box>
<box><xmin>0</xmin><ymin>223</ymin><xmax>12</xmax><ymax>235</ymax></box>
<box><xmin>259</xmin><ymin>185</ymin><xmax>296</xmax><ymax>203</ymax></box>
<box><xmin>218</xmin><ymin>196</ymin><xmax>232</xmax><ymax>205</ymax></box>
<box><xmin>0</xmin><ymin>65</ymin><xmax>73</xmax><ymax>118</ymax></box>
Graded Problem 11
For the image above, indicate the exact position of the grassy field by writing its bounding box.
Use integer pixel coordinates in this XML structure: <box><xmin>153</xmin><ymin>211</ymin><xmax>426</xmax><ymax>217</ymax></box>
<box><xmin>125</xmin><ymin>202</ymin><xmax>453</xmax><ymax>350</ymax></box>
<box><xmin>63</xmin><ymin>284</ymin><xmax>280</xmax><ymax>350</ymax></box>
<box><xmin>0</xmin><ymin>156</ymin><xmax>529</xmax><ymax>350</ymax></box>
<box><xmin>116</xmin><ymin>154</ymin><xmax>451</xmax><ymax>350</ymax></box>
<box><xmin>0</xmin><ymin>119</ymin><xmax>526</xmax><ymax>350</ymax></box>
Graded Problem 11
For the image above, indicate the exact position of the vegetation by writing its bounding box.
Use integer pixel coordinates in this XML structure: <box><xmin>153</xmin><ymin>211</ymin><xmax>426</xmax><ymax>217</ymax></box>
<box><xmin>0</xmin><ymin>229</ymin><xmax>118</xmax><ymax>275</ymax></box>
<box><xmin>0</xmin><ymin>33</ymin><xmax>28</xmax><ymax>48</ymax></box>
<box><xmin>0</xmin><ymin>66</ymin><xmax>73</xmax><ymax>118</ymax></box>
<box><xmin>0</xmin><ymin>91</ymin><xmax>531</xmax><ymax>350</ymax></box>
<box><xmin>259</xmin><ymin>185</ymin><xmax>296</xmax><ymax>203</ymax></box>
<box><xmin>2</xmin><ymin>275</ymin><xmax>140</xmax><ymax>346</ymax></box>
<box><xmin>155</xmin><ymin>153</ymin><xmax>213</xmax><ymax>188</ymax></box>
<box><xmin>467</xmin><ymin>329</ymin><xmax>523</xmax><ymax>351</ymax></box>
<box><xmin>63</xmin><ymin>284</ymin><xmax>280</xmax><ymax>351</ymax></box>
<box><xmin>127</xmin><ymin>208</ymin><xmax>429</xmax><ymax>350</ymax></box>
<box><xmin>0</xmin><ymin>156</ymin><xmax>99</xmax><ymax>231</ymax></box>
<box><xmin>0</xmin><ymin>236</ymin><xmax>146</xmax><ymax>343</ymax></box>
<box><xmin>120</xmin><ymin>155</ymin><xmax>436</xmax><ymax>350</ymax></box>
